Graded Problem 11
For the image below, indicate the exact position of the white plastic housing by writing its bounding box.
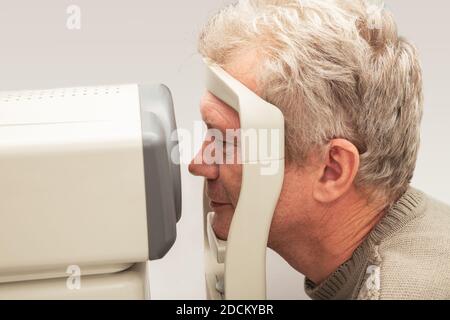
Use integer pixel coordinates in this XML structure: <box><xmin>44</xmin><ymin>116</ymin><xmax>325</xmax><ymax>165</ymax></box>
<box><xmin>0</xmin><ymin>85</ymin><xmax>149</xmax><ymax>283</ymax></box>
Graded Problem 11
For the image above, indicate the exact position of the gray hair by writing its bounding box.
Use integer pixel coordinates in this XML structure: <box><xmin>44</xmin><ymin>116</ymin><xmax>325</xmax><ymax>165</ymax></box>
<box><xmin>198</xmin><ymin>0</ymin><xmax>424</xmax><ymax>203</ymax></box>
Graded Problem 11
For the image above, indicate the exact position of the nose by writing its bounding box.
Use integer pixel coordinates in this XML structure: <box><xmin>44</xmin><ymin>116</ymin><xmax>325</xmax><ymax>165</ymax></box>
<box><xmin>188</xmin><ymin>141</ymin><xmax>219</xmax><ymax>180</ymax></box>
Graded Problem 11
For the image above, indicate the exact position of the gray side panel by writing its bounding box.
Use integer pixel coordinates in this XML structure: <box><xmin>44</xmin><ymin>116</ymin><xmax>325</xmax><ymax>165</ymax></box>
<box><xmin>138</xmin><ymin>84</ymin><xmax>182</xmax><ymax>260</ymax></box>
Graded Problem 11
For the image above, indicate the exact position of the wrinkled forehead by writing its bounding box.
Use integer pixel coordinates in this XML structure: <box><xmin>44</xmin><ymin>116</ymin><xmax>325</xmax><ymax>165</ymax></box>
<box><xmin>200</xmin><ymin>52</ymin><xmax>260</xmax><ymax>132</ymax></box>
<box><xmin>200</xmin><ymin>91</ymin><xmax>240</xmax><ymax>132</ymax></box>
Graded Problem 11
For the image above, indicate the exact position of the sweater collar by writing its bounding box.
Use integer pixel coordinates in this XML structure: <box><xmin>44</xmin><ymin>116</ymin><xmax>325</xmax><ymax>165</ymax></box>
<box><xmin>304</xmin><ymin>187</ymin><xmax>427</xmax><ymax>300</ymax></box>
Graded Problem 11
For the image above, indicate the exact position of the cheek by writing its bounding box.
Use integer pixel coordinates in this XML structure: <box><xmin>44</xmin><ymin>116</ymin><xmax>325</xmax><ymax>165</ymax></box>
<box><xmin>268</xmin><ymin>170</ymin><xmax>314</xmax><ymax>242</ymax></box>
<box><xmin>219</xmin><ymin>163</ymin><xmax>242</xmax><ymax>206</ymax></box>
<box><xmin>211</xmin><ymin>164</ymin><xmax>242</xmax><ymax>241</ymax></box>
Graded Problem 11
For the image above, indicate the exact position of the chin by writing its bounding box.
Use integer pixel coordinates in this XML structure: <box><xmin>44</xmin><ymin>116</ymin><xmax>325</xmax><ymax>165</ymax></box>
<box><xmin>211</xmin><ymin>205</ymin><xmax>234</xmax><ymax>241</ymax></box>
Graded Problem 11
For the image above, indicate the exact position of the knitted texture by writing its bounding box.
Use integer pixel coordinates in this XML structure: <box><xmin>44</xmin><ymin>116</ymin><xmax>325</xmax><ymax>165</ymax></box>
<box><xmin>305</xmin><ymin>187</ymin><xmax>450</xmax><ymax>300</ymax></box>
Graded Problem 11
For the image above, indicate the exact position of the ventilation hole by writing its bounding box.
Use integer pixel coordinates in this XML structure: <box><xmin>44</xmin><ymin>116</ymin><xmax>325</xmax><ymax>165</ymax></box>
<box><xmin>0</xmin><ymin>86</ymin><xmax>122</xmax><ymax>102</ymax></box>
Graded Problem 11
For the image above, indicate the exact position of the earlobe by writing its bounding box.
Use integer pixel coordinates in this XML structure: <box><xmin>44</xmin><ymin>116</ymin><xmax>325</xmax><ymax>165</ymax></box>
<box><xmin>313</xmin><ymin>139</ymin><xmax>360</xmax><ymax>203</ymax></box>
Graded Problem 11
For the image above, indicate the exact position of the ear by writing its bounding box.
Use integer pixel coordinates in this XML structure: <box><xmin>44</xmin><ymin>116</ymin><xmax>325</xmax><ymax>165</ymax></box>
<box><xmin>312</xmin><ymin>139</ymin><xmax>360</xmax><ymax>203</ymax></box>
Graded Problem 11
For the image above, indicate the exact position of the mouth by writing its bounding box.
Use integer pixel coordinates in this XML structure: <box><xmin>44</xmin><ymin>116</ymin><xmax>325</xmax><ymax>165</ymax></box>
<box><xmin>209</xmin><ymin>200</ymin><xmax>232</xmax><ymax>209</ymax></box>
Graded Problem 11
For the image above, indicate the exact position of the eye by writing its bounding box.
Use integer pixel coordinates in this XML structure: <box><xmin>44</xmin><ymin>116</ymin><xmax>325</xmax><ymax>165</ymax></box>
<box><xmin>221</xmin><ymin>140</ymin><xmax>237</xmax><ymax>155</ymax></box>
<box><xmin>216</xmin><ymin>139</ymin><xmax>233</xmax><ymax>146</ymax></box>
<box><xmin>213</xmin><ymin>139</ymin><xmax>226</xmax><ymax>148</ymax></box>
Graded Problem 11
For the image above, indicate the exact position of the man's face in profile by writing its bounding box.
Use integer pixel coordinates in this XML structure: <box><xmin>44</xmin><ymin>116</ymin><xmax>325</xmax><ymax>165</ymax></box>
<box><xmin>188</xmin><ymin>51</ymin><xmax>314</xmax><ymax>244</ymax></box>
<box><xmin>188</xmin><ymin>52</ymin><xmax>261</xmax><ymax>240</ymax></box>
<box><xmin>189</xmin><ymin>91</ymin><xmax>243</xmax><ymax>240</ymax></box>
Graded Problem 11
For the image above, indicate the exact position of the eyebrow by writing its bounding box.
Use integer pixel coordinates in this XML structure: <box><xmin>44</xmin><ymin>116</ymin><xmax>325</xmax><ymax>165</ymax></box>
<box><xmin>200</xmin><ymin>104</ymin><xmax>229</xmax><ymax>133</ymax></box>
<box><xmin>203</xmin><ymin>118</ymin><xmax>227</xmax><ymax>136</ymax></box>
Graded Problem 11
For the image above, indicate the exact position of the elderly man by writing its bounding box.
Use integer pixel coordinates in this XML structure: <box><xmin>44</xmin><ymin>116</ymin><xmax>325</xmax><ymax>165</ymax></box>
<box><xmin>188</xmin><ymin>0</ymin><xmax>450</xmax><ymax>300</ymax></box>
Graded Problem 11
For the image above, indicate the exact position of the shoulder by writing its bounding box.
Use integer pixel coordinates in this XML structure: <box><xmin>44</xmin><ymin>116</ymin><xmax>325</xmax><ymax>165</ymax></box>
<box><xmin>376</xmin><ymin>193</ymin><xmax>450</xmax><ymax>299</ymax></box>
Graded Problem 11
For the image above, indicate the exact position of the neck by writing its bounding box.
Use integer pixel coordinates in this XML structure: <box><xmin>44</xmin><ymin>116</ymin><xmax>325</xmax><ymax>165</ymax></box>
<box><xmin>270</xmin><ymin>195</ymin><xmax>387</xmax><ymax>285</ymax></box>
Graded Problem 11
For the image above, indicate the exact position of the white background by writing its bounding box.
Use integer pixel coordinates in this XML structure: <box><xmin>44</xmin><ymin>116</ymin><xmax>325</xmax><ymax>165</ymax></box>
<box><xmin>0</xmin><ymin>0</ymin><xmax>448</xmax><ymax>299</ymax></box>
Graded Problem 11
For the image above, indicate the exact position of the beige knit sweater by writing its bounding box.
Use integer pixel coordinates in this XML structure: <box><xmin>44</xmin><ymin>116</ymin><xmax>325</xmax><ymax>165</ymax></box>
<box><xmin>304</xmin><ymin>187</ymin><xmax>450</xmax><ymax>300</ymax></box>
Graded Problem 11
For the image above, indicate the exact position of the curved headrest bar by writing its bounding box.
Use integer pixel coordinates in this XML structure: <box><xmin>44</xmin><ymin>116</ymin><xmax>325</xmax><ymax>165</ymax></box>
<box><xmin>204</xmin><ymin>58</ymin><xmax>285</xmax><ymax>299</ymax></box>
